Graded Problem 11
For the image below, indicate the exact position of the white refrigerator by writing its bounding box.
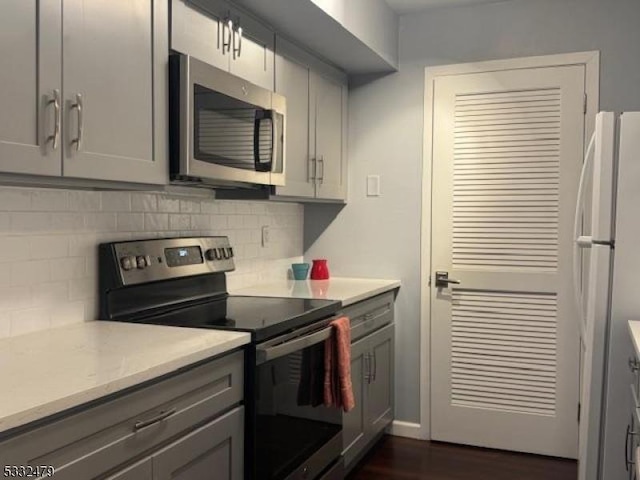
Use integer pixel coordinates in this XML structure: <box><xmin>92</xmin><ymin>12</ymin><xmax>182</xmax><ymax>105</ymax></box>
<box><xmin>577</xmin><ymin>111</ymin><xmax>640</xmax><ymax>480</ymax></box>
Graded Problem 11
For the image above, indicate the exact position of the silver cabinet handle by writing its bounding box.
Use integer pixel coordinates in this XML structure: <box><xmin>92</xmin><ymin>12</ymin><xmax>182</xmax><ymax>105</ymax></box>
<box><xmin>133</xmin><ymin>409</ymin><xmax>176</xmax><ymax>431</ymax></box>
<box><xmin>372</xmin><ymin>351</ymin><xmax>377</xmax><ymax>382</ymax></box>
<box><xmin>70</xmin><ymin>93</ymin><xmax>84</xmax><ymax>150</ymax></box>
<box><xmin>233</xmin><ymin>21</ymin><xmax>243</xmax><ymax>59</ymax></box>
<box><xmin>318</xmin><ymin>156</ymin><xmax>325</xmax><ymax>184</ymax></box>
<box><xmin>223</xmin><ymin>18</ymin><xmax>233</xmax><ymax>54</ymax></box>
<box><xmin>309</xmin><ymin>157</ymin><xmax>317</xmax><ymax>183</ymax></box>
<box><xmin>47</xmin><ymin>89</ymin><xmax>61</xmax><ymax>150</ymax></box>
<box><xmin>364</xmin><ymin>353</ymin><xmax>371</xmax><ymax>384</ymax></box>
<box><xmin>435</xmin><ymin>271</ymin><xmax>461</xmax><ymax>288</ymax></box>
<box><xmin>630</xmin><ymin>358</ymin><xmax>640</xmax><ymax>373</ymax></box>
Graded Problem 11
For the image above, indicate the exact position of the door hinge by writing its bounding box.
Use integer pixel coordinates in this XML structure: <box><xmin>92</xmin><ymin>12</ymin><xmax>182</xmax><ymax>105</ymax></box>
<box><xmin>578</xmin><ymin>401</ymin><xmax>581</xmax><ymax>423</ymax></box>
<box><xmin>584</xmin><ymin>93</ymin><xmax>588</xmax><ymax>115</ymax></box>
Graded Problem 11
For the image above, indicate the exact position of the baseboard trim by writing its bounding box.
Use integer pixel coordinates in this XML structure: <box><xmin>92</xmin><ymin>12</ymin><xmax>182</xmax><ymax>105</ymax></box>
<box><xmin>388</xmin><ymin>421</ymin><xmax>426</xmax><ymax>440</ymax></box>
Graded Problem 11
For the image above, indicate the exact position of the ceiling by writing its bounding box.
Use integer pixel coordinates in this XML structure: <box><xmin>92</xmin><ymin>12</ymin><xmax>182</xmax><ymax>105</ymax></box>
<box><xmin>384</xmin><ymin>0</ymin><xmax>512</xmax><ymax>14</ymax></box>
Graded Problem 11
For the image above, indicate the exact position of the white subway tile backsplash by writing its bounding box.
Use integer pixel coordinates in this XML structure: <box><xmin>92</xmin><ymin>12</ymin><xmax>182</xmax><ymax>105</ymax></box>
<box><xmin>0</xmin><ymin>187</ymin><xmax>303</xmax><ymax>339</ymax></box>
<box><xmin>180</xmin><ymin>199</ymin><xmax>201</xmax><ymax>213</ymax></box>
<box><xmin>11</xmin><ymin>261</ymin><xmax>51</xmax><ymax>286</ymax></box>
<box><xmin>85</xmin><ymin>213</ymin><xmax>117</xmax><ymax>232</ymax></box>
<box><xmin>169</xmin><ymin>214</ymin><xmax>190</xmax><ymax>231</ymax></box>
<box><xmin>68</xmin><ymin>191</ymin><xmax>101</xmax><ymax>211</ymax></box>
<box><xmin>117</xmin><ymin>213</ymin><xmax>145</xmax><ymax>232</ymax></box>
<box><xmin>11</xmin><ymin>308</ymin><xmax>51</xmax><ymax>336</ymax></box>
<box><xmin>50</xmin><ymin>257</ymin><xmax>86</xmax><ymax>281</ymax></box>
<box><xmin>131</xmin><ymin>193</ymin><xmax>157</xmax><ymax>212</ymax></box>
<box><xmin>29</xmin><ymin>235</ymin><xmax>68</xmax><ymax>259</ymax></box>
<box><xmin>144</xmin><ymin>213</ymin><xmax>169</xmax><ymax>231</ymax></box>
<box><xmin>101</xmin><ymin>192</ymin><xmax>131</xmax><ymax>212</ymax></box>
<box><xmin>31</xmin><ymin>282</ymin><xmax>68</xmax><ymax>307</ymax></box>
<box><xmin>158</xmin><ymin>196</ymin><xmax>180</xmax><ymax>212</ymax></box>
<box><xmin>52</xmin><ymin>213</ymin><xmax>85</xmax><ymax>232</ymax></box>
<box><xmin>31</xmin><ymin>190</ymin><xmax>68</xmax><ymax>211</ymax></box>
<box><xmin>0</xmin><ymin>189</ymin><xmax>31</xmax><ymax>211</ymax></box>
<box><xmin>11</xmin><ymin>212</ymin><xmax>52</xmax><ymax>232</ymax></box>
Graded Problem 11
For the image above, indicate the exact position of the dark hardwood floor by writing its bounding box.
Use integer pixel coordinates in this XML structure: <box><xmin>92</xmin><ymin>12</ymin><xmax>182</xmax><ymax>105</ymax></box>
<box><xmin>347</xmin><ymin>436</ymin><xmax>577</xmax><ymax>480</ymax></box>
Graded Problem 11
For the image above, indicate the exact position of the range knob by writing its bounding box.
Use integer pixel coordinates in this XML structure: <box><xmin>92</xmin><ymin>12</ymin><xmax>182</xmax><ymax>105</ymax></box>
<box><xmin>205</xmin><ymin>249</ymin><xmax>216</xmax><ymax>261</ymax></box>
<box><xmin>227</xmin><ymin>247</ymin><xmax>234</xmax><ymax>258</ymax></box>
<box><xmin>136</xmin><ymin>256</ymin><xmax>147</xmax><ymax>269</ymax></box>
<box><xmin>217</xmin><ymin>247</ymin><xmax>225</xmax><ymax>259</ymax></box>
<box><xmin>120</xmin><ymin>256</ymin><xmax>135</xmax><ymax>271</ymax></box>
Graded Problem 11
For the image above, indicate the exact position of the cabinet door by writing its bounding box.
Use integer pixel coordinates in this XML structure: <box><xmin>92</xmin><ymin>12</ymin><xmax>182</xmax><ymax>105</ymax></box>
<box><xmin>342</xmin><ymin>335</ymin><xmax>369</xmax><ymax>468</ymax></box>
<box><xmin>62</xmin><ymin>0</ymin><xmax>167</xmax><ymax>184</ymax></box>
<box><xmin>153</xmin><ymin>407</ymin><xmax>244</xmax><ymax>480</ymax></box>
<box><xmin>0</xmin><ymin>0</ymin><xmax>62</xmax><ymax>176</ymax></box>
<box><xmin>228</xmin><ymin>11</ymin><xmax>274</xmax><ymax>91</ymax></box>
<box><xmin>312</xmin><ymin>72</ymin><xmax>346</xmax><ymax>201</ymax></box>
<box><xmin>367</xmin><ymin>324</ymin><xmax>395</xmax><ymax>437</ymax></box>
<box><xmin>106</xmin><ymin>459</ymin><xmax>153</xmax><ymax>480</ymax></box>
<box><xmin>171</xmin><ymin>0</ymin><xmax>230</xmax><ymax>71</ymax></box>
<box><xmin>274</xmin><ymin>51</ymin><xmax>314</xmax><ymax>198</ymax></box>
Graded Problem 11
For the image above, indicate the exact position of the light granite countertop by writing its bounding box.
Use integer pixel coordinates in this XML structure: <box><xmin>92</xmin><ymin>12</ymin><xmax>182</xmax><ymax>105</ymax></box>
<box><xmin>231</xmin><ymin>277</ymin><xmax>401</xmax><ymax>307</ymax></box>
<box><xmin>0</xmin><ymin>321</ymin><xmax>250</xmax><ymax>435</ymax></box>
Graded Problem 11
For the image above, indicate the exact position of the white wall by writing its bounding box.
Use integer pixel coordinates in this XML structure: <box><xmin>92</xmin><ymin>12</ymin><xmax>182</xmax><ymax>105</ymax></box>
<box><xmin>0</xmin><ymin>186</ymin><xmax>302</xmax><ymax>338</ymax></box>
<box><xmin>304</xmin><ymin>0</ymin><xmax>640</xmax><ymax>426</ymax></box>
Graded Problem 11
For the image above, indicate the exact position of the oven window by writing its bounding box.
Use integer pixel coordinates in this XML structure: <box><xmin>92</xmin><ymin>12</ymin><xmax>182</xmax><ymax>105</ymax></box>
<box><xmin>255</xmin><ymin>342</ymin><xmax>342</xmax><ymax>480</ymax></box>
<box><xmin>193</xmin><ymin>84</ymin><xmax>273</xmax><ymax>171</ymax></box>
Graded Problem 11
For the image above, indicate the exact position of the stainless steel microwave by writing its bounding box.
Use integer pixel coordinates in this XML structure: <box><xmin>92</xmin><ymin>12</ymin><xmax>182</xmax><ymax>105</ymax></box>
<box><xmin>169</xmin><ymin>54</ymin><xmax>285</xmax><ymax>188</ymax></box>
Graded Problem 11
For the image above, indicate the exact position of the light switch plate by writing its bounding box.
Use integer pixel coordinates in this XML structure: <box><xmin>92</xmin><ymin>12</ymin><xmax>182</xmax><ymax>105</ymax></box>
<box><xmin>367</xmin><ymin>175</ymin><xmax>381</xmax><ymax>197</ymax></box>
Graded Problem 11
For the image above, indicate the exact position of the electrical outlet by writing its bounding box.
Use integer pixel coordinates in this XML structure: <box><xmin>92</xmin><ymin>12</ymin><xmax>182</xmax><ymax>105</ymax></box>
<box><xmin>261</xmin><ymin>225</ymin><xmax>270</xmax><ymax>247</ymax></box>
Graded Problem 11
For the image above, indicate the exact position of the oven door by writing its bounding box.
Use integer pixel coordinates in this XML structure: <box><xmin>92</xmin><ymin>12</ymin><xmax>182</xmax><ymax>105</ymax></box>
<box><xmin>172</xmin><ymin>54</ymin><xmax>284</xmax><ymax>186</ymax></box>
<box><xmin>251</xmin><ymin>322</ymin><xmax>343</xmax><ymax>480</ymax></box>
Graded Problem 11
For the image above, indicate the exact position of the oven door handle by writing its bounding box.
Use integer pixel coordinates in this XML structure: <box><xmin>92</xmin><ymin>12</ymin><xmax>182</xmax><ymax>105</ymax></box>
<box><xmin>256</xmin><ymin>326</ymin><xmax>333</xmax><ymax>364</ymax></box>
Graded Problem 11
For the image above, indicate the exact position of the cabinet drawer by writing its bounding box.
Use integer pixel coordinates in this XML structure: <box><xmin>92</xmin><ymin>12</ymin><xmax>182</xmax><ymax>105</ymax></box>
<box><xmin>0</xmin><ymin>350</ymin><xmax>243</xmax><ymax>480</ymax></box>
<box><xmin>343</xmin><ymin>291</ymin><xmax>394</xmax><ymax>343</ymax></box>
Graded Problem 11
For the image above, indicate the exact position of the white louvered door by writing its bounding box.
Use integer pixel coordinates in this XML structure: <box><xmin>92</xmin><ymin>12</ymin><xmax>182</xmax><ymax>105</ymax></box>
<box><xmin>430</xmin><ymin>65</ymin><xmax>584</xmax><ymax>458</ymax></box>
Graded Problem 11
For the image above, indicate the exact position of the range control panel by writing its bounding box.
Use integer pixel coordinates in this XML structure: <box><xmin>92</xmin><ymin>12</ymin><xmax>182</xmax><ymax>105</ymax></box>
<box><xmin>107</xmin><ymin>237</ymin><xmax>235</xmax><ymax>286</ymax></box>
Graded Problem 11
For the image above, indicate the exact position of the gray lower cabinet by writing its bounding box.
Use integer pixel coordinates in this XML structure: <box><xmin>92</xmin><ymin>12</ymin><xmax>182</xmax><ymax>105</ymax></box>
<box><xmin>0</xmin><ymin>0</ymin><xmax>168</xmax><ymax>185</ymax></box>
<box><xmin>0</xmin><ymin>350</ymin><xmax>244</xmax><ymax>480</ymax></box>
<box><xmin>153</xmin><ymin>407</ymin><xmax>244</xmax><ymax>480</ymax></box>
<box><xmin>105</xmin><ymin>459</ymin><xmax>152</xmax><ymax>480</ymax></box>
<box><xmin>342</xmin><ymin>292</ymin><xmax>396</xmax><ymax>471</ymax></box>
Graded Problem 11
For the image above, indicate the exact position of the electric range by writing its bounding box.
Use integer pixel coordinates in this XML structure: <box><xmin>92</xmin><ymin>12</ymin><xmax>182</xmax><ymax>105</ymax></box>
<box><xmin>99</xmin><ymin>236</ymin><xmax>344</xmax><ymax>480</ymax></box>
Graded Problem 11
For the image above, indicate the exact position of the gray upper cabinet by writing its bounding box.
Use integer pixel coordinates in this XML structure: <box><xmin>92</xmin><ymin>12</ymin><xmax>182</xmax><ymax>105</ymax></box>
<box><xmin>274</xmin><ymin>46</ymin><xmax>314</xmax><ymax>198</ymax></box>
<box><xmin>272</xmin><ymin>36</ymin><xmax>348</xmax><ymax>202</ymax></box>
<box><xmin>312</xmin><ymin>71</ymin><xmax>347</xmax><ymax>201</ymax></box>
<box><xmin>171</xmin><ymin>0</ymin><xmax>229</xmax><ymax>71</ymax></box>
<box><xmin>0</xmin><ymin>0</ymin><xmax>62</xmax><ymax>177</ymax></box>
<box><xmin>227</xmin><ymin>6</ymin><xmax>275</xmax><ymax>91</ymax></box>
<box><xmin>0</xmin><ymin>0</ymin><xmax>167</xmax><ymax>185</ymax></box>
<box><xmin>62</xmin><ymin>0</ymin><xmax>168</xmax><ymax>184</ymax></box>
<box><xmin>172</xmin><ymin>0</ymin><xmax>274</xmax><ymax>91</ymax></box>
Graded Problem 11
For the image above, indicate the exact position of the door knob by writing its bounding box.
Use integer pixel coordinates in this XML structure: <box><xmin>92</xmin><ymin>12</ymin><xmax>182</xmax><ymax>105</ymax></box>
<box><xmin>435</xmin><ymin>271</ymin><xmax>461</xmax><ymax>288</ymax></box>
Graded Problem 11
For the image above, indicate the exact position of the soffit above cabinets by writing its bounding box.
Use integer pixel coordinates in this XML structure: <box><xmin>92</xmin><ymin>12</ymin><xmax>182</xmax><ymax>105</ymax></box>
<box><xmin>231</xmin><ymin>0</ymin><xmax>399</xmax><ymax>74</ymax></box>
<box><xmin>384</xmin><ymin>0</ymin><xmax>521</xmax><ymax>14</ymax></box>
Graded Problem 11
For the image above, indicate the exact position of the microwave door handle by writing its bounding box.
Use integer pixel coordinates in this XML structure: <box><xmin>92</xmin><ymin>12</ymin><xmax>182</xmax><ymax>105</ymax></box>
<box><xmin>254</xmin><ymin>111</ymin><xmax>274</xmax><ymax>172</ymax></box>
<box><xmin>256</xmin><ymin>326</ymin><xmax>332</xmax><ymax>364</ymax></box>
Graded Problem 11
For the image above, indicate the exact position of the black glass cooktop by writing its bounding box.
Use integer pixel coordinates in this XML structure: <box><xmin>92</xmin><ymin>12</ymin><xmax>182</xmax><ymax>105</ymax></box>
<box><xmin>132</xmin><ymin>296</ymin><xmax>341</xmax><ymax>342</ymax></box>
